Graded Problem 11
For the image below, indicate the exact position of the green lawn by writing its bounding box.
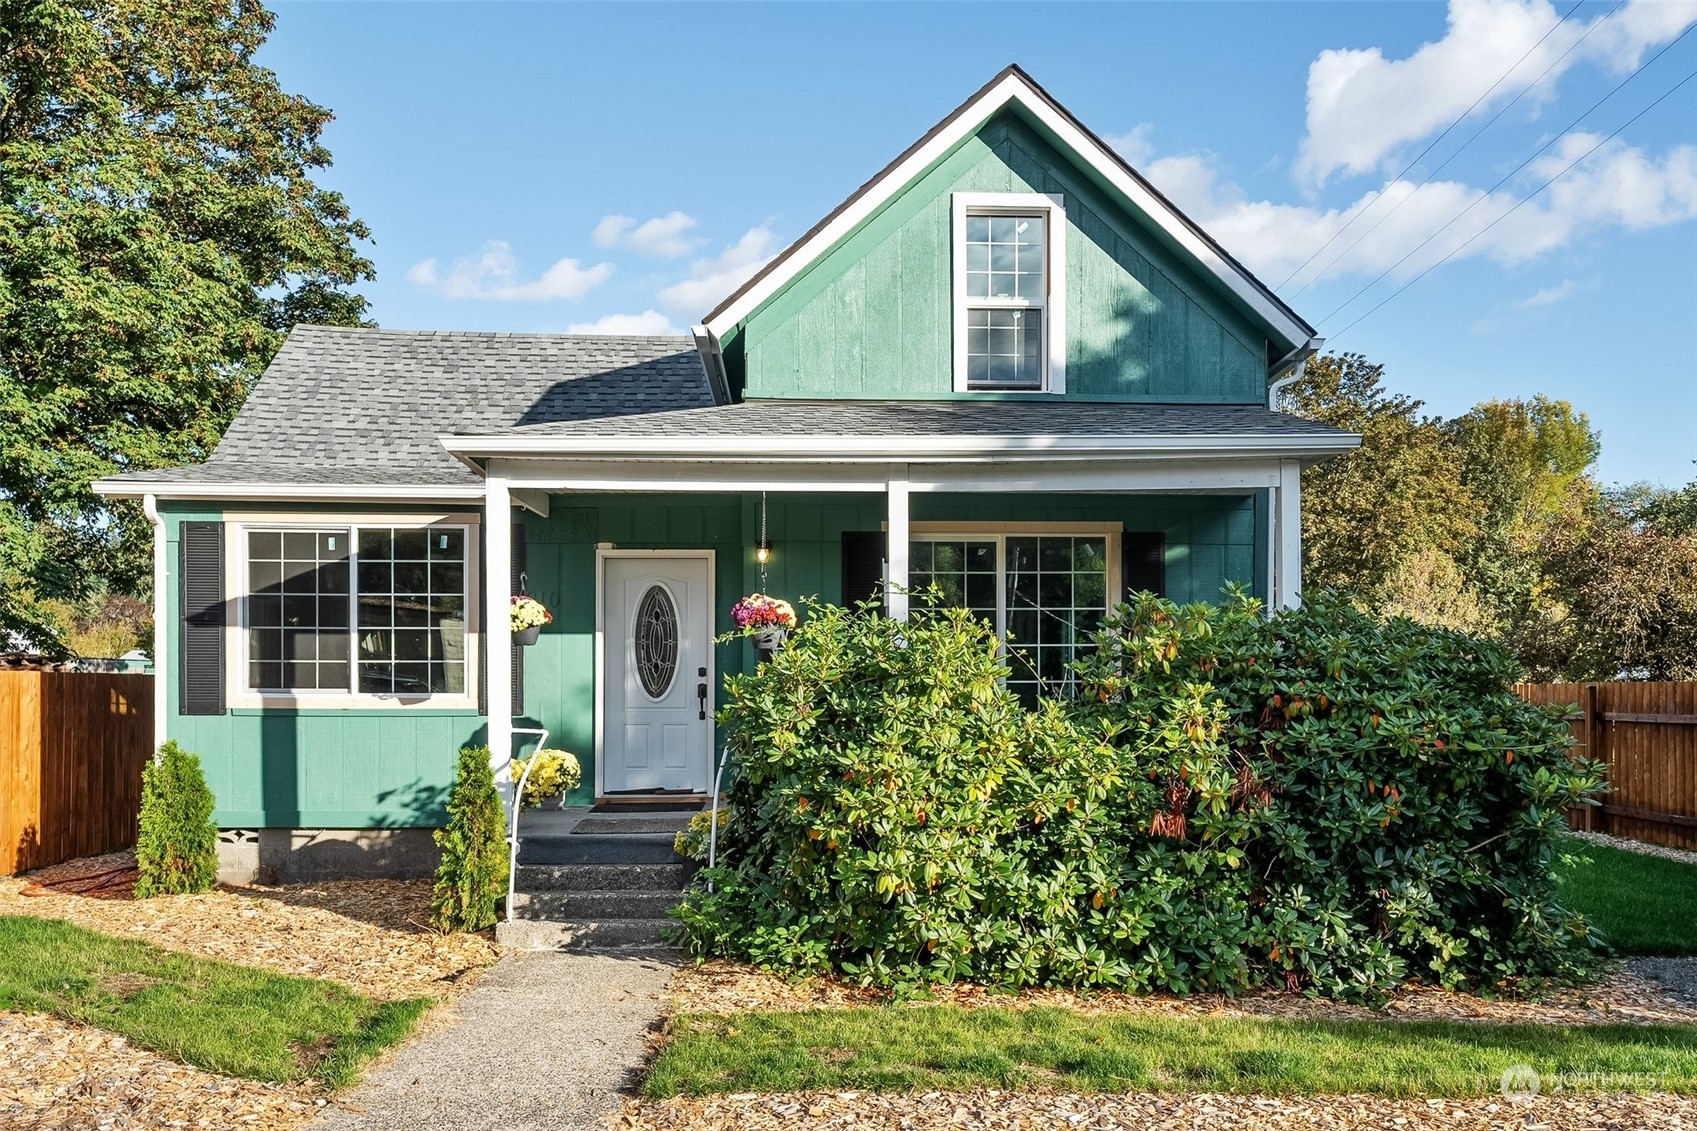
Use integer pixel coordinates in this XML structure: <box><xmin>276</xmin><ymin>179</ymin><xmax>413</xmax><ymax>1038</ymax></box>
<box><xmin>0</xmin><ymin>916</ymin><xmax>431</xmax><ymax>1087</ymax></box>
<box><xmin>647</xmin><ymin>1006</ymin><xmax>1697</xmax><ymax>1098</ymax></box>
<box><xmin>1557</xmin><ymin>837</ymin><xmax>1697</xmax><ymax>955</ymax></box>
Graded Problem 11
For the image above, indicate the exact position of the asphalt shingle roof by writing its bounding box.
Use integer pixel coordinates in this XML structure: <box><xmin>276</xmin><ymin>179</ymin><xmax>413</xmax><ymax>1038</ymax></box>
<box><xmin>109</xmin><ymin>325</ymin><xmax>714</xmax><ymax>488</ymax></box>
<box><xmin>490</xmin><ymin>399</ymin><xmax>1351</xmax><ymax>440</ymax></box>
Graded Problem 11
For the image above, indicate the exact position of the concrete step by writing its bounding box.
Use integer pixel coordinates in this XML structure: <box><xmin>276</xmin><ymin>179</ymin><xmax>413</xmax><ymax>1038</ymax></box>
<box><xmin>516</xmin><ymin>862</ymin><xmax>691</xmax><ymax>892</ymax></box>
<box><xmin>510</xmin><ymin>890</ymin><xmax>680</xmax><ymax>921</ymax></box>
<box><xmin>495</xmin><ymin>917</ymin><xmax>673</xmax><ymax>952</ymax></box>
<box><xmin>517</xmin><ymin>832</ymin><xmax>681</xmax><ymax>866</ymax></box>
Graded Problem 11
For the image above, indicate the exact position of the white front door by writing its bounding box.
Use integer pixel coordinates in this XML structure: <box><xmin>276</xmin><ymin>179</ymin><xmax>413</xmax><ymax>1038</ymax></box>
<box><xmin>600</xmin><ymin>553</ymin><xmax>713</xmax><ymax>794</ymax></box>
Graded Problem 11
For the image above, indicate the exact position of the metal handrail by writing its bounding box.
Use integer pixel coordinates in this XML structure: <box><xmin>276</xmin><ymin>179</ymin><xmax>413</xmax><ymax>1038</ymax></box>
<box><xmin>706</xmin><ymin>741</ymin><xmax>732</xmax><ymax>889</ymax></box>
<box><xmin>505</xmin><ymin>726</ymin><xmax>549</xmax><ymax>923</ymax></box>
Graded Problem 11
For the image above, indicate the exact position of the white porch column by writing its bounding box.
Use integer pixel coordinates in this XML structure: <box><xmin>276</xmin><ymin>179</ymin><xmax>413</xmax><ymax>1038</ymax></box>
<box><xmin>144</xmin><ymin>494</ymin><xmax>168</xmax><ymax>753</ymax></box>
<box><xmin>1273</xmin><ymin>458</ymin><xmax>1303</xmax><ymax>610</ymax></box>
<box><xmin>483</xmin><ymin>473</ymin><xmax>514</xmax><ymax>804</ymax></box>
<box><xmin>886</xmin><ymin>464</ymin><xmax>910</xmax><ymax>621</ymax></box>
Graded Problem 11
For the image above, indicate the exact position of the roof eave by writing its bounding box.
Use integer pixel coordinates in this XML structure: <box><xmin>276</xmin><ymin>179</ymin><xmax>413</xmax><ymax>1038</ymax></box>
<box><xmin>91</xmin><ymin>478</ymin><xmax>487</xmax><ymax>502</ymax></box>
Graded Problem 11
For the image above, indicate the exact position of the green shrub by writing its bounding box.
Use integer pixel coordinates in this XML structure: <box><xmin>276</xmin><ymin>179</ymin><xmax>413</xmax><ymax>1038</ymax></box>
<box><xmin>429</xmin><ymin>746</ymin><xmax>510</xmax><ymax>932</ymax></box>
<box><xmin>674</xmin><ymin>590</ymin><xmax>1604</xmax><ymax>1002</ymax></box>
<box><xmin>134</xmin><ymin>741</ymin><xmax>219</xmax><ymax>897</ymax></box>
<box><xmin>675</xmin><ymin>807</ymin><xmax>732</xmax><ymax>861</ymax></box>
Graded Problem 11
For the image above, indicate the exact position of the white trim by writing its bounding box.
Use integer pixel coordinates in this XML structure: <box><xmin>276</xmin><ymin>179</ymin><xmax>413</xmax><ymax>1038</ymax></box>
<box><xmin>951</xmin><ymin>192</ymin><xmax>1067</xmax><ymax>394</ymax></box>
<box><xmin>144</xmin><ymin>495</ymin><xmax>167</xmax><ymax>753</ymax></box>
<box><xmin>1274</xmin><ymin>458</ymin><xmax>1303</xmax><ymax>611</ymax></box>
<box><xmin>886</xmin><ymin>467</ymin><xmax>910</xmax><ymax>622</ymax></box>
<box><xmin>447</xmin><ymin>432</ymin><xmax>1361</xmax><ymax>461</ymax></box>
<box><xmin>593</xmin><ymin>548</ymin><xmax>717</xmax><ymax>799</ymax></box>
<box><xmin>485</xmin><ymin>477</ymin><xmax>513</xmax><ymax>803</ymax></box>
<box><xmin>701</xmin><ymin>69</ymin><xmax>1312</xmax><ymax>350</ymax></box>
<box><xmin>222</xmin><ymin>515</ymin><xmax>482</xmax><ymax>711</ymax></box>
<box><xmin>92</xmin><ymin>480</ymin><xmax>485</xmax><ymax>503</ymax></box>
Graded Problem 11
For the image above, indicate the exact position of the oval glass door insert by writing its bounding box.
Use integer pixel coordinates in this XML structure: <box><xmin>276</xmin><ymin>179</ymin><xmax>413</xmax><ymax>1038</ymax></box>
<box><xmin>634</xmin><ymin>584</ymin><xmax>679</xmax><ymax>699</ymax></box>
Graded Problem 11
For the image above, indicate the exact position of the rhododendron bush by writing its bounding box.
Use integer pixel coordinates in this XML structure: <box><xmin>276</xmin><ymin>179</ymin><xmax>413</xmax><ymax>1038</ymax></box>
<box><xmin>673</xmin><ymin>590</ymin><xmax>1603</xmax><ymax>1003</ymax></box>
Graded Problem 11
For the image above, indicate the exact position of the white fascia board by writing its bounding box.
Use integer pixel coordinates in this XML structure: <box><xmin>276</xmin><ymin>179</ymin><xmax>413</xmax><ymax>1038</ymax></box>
<box><xmin>702</xmin><ymin>70</ymin><xmax>1313</xmax><ymax>351</ymax></box>
<box><xmin>444</xmin><ymin>431</ymin><xmax>1360</xmax><ymax>462</ymax></box>
<box><xmin>92</xmin><ymin>480</ymin><xmax>487</xmax><ymax>503</ymax></box>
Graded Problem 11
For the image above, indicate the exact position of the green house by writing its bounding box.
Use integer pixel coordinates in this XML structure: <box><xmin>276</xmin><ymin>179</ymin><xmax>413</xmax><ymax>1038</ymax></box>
<box><xmin>96</xmin><ymin>67</ymin><xmax>1356</xmax><ymax>882</ymax></box>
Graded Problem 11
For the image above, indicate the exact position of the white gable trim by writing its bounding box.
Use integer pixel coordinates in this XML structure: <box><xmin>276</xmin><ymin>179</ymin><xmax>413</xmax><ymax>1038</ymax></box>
<box><xmin>702</xmin><ymin>68</ymin><xmax>1314</xmax><ymax>352</ymax></box>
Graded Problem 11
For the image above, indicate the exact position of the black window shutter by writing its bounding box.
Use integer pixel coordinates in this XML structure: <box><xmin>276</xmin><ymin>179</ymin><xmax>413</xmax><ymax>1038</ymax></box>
<box><xmin>1122</xmin><ymin>532</ymin><xmax>1167</xmax><ymax>599</ymax></box>
<box><xmin>841</xmin><ymin>531</ymin><xmax>886</xmax><ymax>611</ymax></box>
<box><xmin>179</xmin><ymin>522</ymin><xmax>226</xmax><ymax>715</ymax></box>
<box><xmin>510</xmin><ymin>522</ymin><xmax>526</xmax><ymax>718</ymax></box>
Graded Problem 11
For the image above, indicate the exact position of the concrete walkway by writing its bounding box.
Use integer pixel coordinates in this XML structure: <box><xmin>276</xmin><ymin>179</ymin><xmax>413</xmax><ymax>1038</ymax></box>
<box><xmin>311</xmin><ymin>950</ymin><xmax>675</xmax><ymax>1131</ymax></box>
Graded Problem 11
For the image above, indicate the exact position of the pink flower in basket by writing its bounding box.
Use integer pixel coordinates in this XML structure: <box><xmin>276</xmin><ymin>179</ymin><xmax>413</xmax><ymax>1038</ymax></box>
<box><xmin>731</xmin><ymin>593</ymin><xmax>797</xmax><ymax>630</ymax></box>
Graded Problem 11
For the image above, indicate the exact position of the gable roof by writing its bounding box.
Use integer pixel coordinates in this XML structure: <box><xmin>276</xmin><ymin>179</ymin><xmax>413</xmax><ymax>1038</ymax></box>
<box><xmin>95</xmin><ymin>325</ymin><xmax>715</xmax><ymax>497</ymax></box>
<box><xmin>702</xmin><ymin>65</ymin><xmax>1316</xmax><ymax>357</ymax></box>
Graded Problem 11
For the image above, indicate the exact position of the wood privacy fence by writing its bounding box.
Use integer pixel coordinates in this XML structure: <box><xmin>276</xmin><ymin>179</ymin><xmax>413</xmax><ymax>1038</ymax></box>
<box><xmin>0</xmin><ymin>671</ymin><xmax>153</xmax><ymax>875</ymax></box>
<box><xmin>1514</xmin><ymin>681</ymin><xmax>1697</xmax><ymax>852</ymax></box>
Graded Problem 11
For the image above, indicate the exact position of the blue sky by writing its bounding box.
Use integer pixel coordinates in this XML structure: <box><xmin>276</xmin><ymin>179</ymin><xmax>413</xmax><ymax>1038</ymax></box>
<box><xmin>264</xmin><ymin>1</ymin><xmax>1696</xmax><ymax>486</ymax></box>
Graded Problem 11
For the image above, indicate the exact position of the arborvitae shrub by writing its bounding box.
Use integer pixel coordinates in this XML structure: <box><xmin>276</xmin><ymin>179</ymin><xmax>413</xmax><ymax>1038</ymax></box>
<box><xmin>675</xmin><ymin>591</ymin><xmax>1604</xmax><ymax>1002</ymax></box>
<box><xmin>430</xmin><ymin>746</ymin><xmax>509</xmax><ymax>932</ymax></box>
<box><xmin>134</xmin><ymin>741</ymin><xmax>219</xmax><ymax>897</ymax></box>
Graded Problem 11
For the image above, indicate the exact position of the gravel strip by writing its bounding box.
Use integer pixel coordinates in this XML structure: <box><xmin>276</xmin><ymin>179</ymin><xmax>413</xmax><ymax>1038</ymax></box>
<box><xmin>620</xmin><ymin>1088</ymin><xmax>1695</xmax><ymax>1130</ymax></box>
<box><xmin>1629</xmin><ymin>957</ymin><xmax>1697</xmax><ymax>1010</ymax></box>
<box><xmin>0</xmin><ymin>1009</ymin><xmax>321</xmax><ymax>1130</ymax></box>
<box><xmin>1569</xmin><ymin>829</ymin><xmax>1697</xmax><ymax>867</ymax></box>
<box><xmin>0</xmin><ymin>851</ymin><xmax>499</xmax><ymax>1001</ymax></box>
<box><xmin>671</xmin><ymin>958</ymin><xmax>1697</xmax><ymax>1027</ymax></box>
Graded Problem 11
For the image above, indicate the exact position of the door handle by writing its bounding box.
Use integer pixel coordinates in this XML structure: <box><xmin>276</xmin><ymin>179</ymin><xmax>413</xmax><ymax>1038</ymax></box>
<box><xmin>697</xmin><ymin>682</ymin><xmax>708</xmax><ymax>720</ymax></box>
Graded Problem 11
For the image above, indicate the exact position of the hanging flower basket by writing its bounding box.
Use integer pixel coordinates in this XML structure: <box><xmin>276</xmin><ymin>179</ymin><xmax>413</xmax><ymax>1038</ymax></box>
<box><xmin>511</xmin><ymin>595</ymin><xmax>552</xmax><ymax>646</ymax></box>
<box><xmin>731</xmin><ymin>594</ymin><xmax>796</xmax><ymax>659</ymax></box>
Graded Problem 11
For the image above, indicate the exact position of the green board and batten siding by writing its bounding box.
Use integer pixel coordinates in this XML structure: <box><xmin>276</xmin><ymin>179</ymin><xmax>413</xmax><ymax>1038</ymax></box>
<box><xmin>163</xmin><ymin>491</ymin><xmax>1264</xmax><ymax>825</ymax></box>
<box><xmin>735</xmin><ymin>111</ymin><xmax>1268</xmax><ymax>404</ymax></box>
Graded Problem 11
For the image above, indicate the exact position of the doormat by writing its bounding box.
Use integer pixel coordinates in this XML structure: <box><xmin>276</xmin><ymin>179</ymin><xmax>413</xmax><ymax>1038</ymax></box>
<box><xmin>571</xmin><ymin>816</ymin><xmax>695</xmax><ymax>835</ymax></box>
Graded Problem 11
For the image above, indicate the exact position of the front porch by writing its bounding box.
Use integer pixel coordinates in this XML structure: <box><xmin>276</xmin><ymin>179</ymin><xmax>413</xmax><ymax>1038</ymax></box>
<box><xmin>484</xmin><ymin>464</ymin><xmax>1307</xmax><ymax>810</ymax></box>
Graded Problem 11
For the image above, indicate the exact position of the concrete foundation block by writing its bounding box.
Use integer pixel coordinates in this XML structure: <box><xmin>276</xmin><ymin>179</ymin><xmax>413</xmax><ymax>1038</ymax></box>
<box><xmin>216</xmin><ymin>827</ymin><xmax>441</xmax><ymax>885</ymax></box>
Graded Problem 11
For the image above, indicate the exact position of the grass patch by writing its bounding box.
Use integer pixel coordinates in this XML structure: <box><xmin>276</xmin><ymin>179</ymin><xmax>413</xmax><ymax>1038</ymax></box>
<box><xmin>0</xmin><ymin>916</ymin><xmax>431</xmax><ymax>1087</ymax></box>
<box><xmin>1557</xmin><ymin>838</ymin><xmax>1697</xmax><ymax>955</ymax></box>
<box><xmin>646</xmin><ymin>1006</ymin><xmax>1697</xmax><ymax>1098</ymax></box>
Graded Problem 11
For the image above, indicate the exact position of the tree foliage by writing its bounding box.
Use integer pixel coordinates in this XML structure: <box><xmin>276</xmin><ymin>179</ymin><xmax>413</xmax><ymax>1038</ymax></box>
<box><xmin>430</xmin><ymin>747</ymin><xmax>509</xmax><ymax>933</ymax></box>
<box><xmin>1287</xmin><ymin>354</ymin><xmax>1693</xmax><ymax>680</ymax></box>
<box><xmin>0</xmin><ymin>0</ymin><xmax>372</xmax><ymax>648</ymax></box>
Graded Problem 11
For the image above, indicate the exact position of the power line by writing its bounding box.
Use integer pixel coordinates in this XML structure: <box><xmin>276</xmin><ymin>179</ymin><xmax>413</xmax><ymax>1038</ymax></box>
<box><xmin>1316</xmin><ymin>22</ymin><xmax>1697</xmax><ymax>328</ymax></box>
<box><xmin>1288</xmin><ymin>0</ymin><xmax>1625</xmax><ymax>298</ymax></box>
<box><xmin>1277</xmin><ymin>0</ymin><xmax>1588</xmax><ymax>291</ymax></box>
<box><xmin>1327</xmin><ymin>63</ymin><xmax>1697</xmax><ymax>343</ymax></box>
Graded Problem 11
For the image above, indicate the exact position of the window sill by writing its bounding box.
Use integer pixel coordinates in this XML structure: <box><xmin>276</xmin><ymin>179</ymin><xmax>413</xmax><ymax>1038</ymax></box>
<box><xmin>227</xmin><ymin>693</ymin><xmax>482</xmax><ymax>712</ymax></box>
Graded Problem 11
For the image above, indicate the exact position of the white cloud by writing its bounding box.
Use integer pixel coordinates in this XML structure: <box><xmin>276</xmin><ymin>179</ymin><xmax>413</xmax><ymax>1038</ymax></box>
<box><xmin>591</xmin><ymin>210</ymin><xmax>704</xmax><ymax>257</ymax></box>
<box><xmin>565</xmin><ymin>310</ymin><xmax>682</xmax><ymax>335</ymax></box>
<box><xmin>592</xmin><ymin>215</ymin><xmax>633</xmax><ymax>247</ymax></box>
<box><xmin>406</xmin><ymin>241</ymin><xmax>613</xmax><ymax>302</ymax></box>
<box><xmin>1296</xmin><ymin>0</ymin><xmax>1697</xmax><ymax>186</ymax></box>
<box><xmin>1105</xmin><ymin>123</ymin><xmax>1157</xmax><ymax>167</ymax></box>
<box><xmin>1137</xmin><ymin>135</ymin><xmax>1697</xmax><ymax>286</ymax></box>
<box><xmin>655</xmin><ymin>226</ymin><xmax>782</xmax><ymax>318</ymax></box>
<box><xmin>1513</xmin><ymin>279</ymin><xmax>1578</xmax><ymax>310</ymax></box>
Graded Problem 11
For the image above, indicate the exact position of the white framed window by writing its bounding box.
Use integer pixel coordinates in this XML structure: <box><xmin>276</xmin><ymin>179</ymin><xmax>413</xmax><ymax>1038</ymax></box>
<box><xmin>224</xmin><ymin>513</ymin><xmax>481</xmax><ymax>708</ymax></box>
<box><xmin>904</xmin><ymin>522</ymin><xmax>1116</xmax><ymax>705</ymax></box>
<box><xmin>952</xmin><ymin>192</ymin><xmax>1067</xmax><ymax>394</ymax></box>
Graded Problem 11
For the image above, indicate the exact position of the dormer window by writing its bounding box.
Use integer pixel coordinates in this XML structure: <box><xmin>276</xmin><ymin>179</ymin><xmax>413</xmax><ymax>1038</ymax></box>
<box><xmin>952</xmin><ymin>192</ymin><xmax>1066</xmax><ymax>394</ymax></box>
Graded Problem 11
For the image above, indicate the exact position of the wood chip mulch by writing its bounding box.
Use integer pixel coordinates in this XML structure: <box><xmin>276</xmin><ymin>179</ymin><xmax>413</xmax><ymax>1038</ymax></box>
<box><xmin>0</xmin><ymin>851</ymin><xmax>502</xmax><ymax>1130</ymax></box>
<box><xmin>621</xmin><ymin>1089</ymin><xmax>1693</xmax><ymax>1130</ymax></box>
<box><xmin>669</xmin><ymin>958</ymin><xmax>1697</xmax><ymax>1027</ymax></box>
<box><xmin>0</xmin><ymin>850</ymin><xmax>500</xmax><ymax>1002</ymax></box>
<box><xmin>0</xmin><ymin>1009</ymin><xmax>322</xmax><ymax>1131</ymax></box>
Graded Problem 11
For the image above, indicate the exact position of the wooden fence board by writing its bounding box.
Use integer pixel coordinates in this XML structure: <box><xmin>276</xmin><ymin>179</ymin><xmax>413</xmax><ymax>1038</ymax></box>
<box><xmin>1515</xmin><ymin>681</ymin><xmax>1697</xmax><ymax>852</ymax></box>
<box><xmin>0</xmin><ymin>671</ymin><xmax>153</xmax><ymax>875</ymax></box>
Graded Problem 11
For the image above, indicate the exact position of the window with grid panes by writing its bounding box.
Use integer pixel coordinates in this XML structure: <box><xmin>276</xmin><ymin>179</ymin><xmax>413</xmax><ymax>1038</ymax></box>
<box><xmin>963</xmin><ymin>212</ymin><xmax>1046</xmax><ymax>389</ymax></box>
<box><xmin>243</xmin><ymin>525</ymin><xmax>468</xmax><ymax>696</ymax></box>
<box><xmin>907</xmin><ymin>533</ymin><xmax>1109</xmax><ymax>708</ymax></box>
